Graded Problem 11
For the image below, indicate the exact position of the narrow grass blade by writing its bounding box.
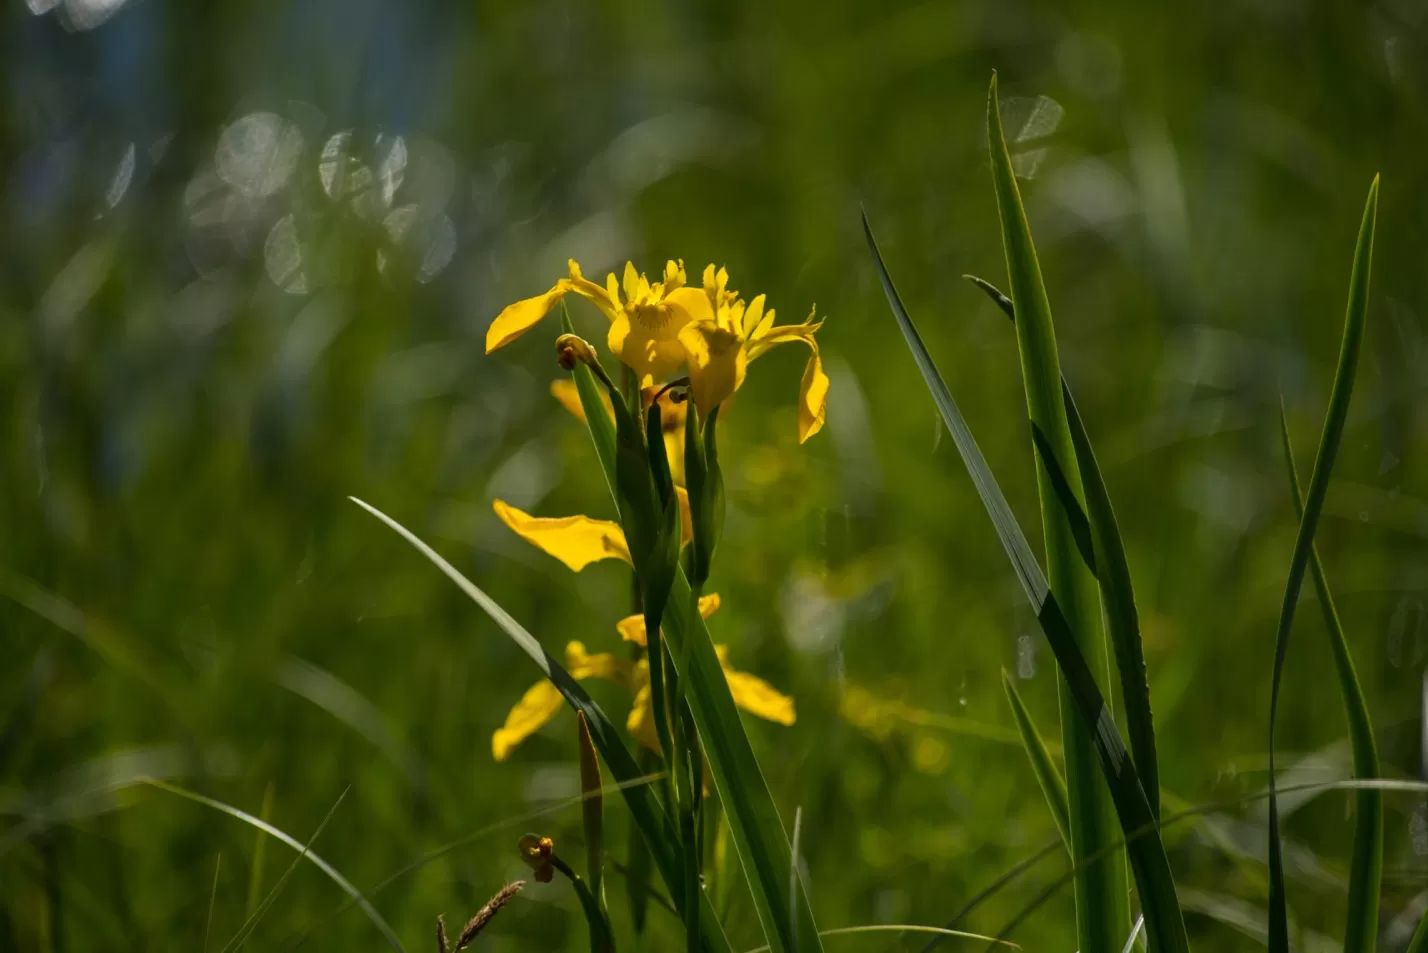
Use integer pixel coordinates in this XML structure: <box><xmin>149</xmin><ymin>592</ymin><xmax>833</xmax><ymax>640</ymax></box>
<box><xmin>222</xmin><ymin>789</ymin><xmax>348</xmax><ymax>953</ymax></box>
<box><xmin>204</xmin><ymin>854</ymin><xmax>222</xmax><ymax>953</ymax></box>
<box><xmin>348</xmin><ymin>497</ymin><xmax>734</xmax><ymax>953</ymax></box>
<box><xmin>143</xmin><ymin>780</ymin><xmax>404</xmax><ymax>953</ymax></box>
<box><xmin>1121</xmin><ymin>915</ymin><xmax>1146</xmax><ymax>953</ymax></box>
<box><xmin>576</xmin><ymin>712</ymin><xmax>608</xmax><ymax>915</ymax></box>
<box><xmin>246</xmin><ymin>781</ymin><xmax>275</xmax><ymax>917</ymax></box>
<box><xmin>1267</xmin><ymin>175</ymin><xmax>1378</xmax><ymax>953</ymax></box>
<box><xmin>970</xmin><ymin>273</ymin><xmax>1160</xmax><ymax>819</ymax></box>
<box><xmin>863</xmin><ymin>211</ymin><xmax>1187</xmax><ymax>953</ymax></box>
<box><xmin>561</xmin><ymin>305</ymin><xmax>618</xmax><ymax>497</ymax></box>
<box><xmin>1002</xmin><ymin>671</ymin><xmax>1071</xmax><ymax>850</ymax></box>
<box><xmin>1277</xmin><ymin>426</ymin><xmax>1381</xmax><ymax>946</ymax></box>
<box><xmin>986</xmin><ymin>72</ymin><xmax>1128</xmax><ymax>953</ymax></box>
<box><xmin>739</xmin><ymin>923</ymin><xmax>1020</xmax><ymax>953</ymax></box>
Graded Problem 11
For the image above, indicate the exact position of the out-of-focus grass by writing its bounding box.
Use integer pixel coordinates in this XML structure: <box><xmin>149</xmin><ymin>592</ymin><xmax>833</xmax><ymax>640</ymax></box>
<box><xmin>3</xmin><ymin>2</ymin><xmax>1428</xmax><ymax>952</ymax></box>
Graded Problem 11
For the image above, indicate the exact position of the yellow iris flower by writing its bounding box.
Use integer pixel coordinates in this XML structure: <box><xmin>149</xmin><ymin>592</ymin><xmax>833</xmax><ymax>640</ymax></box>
<box><xmin>487</xmin><ymin>259</ymin><xmax>710</xmax><ymax>385</ymax></box>
<box><xmin>491</xmin><ymin>640</ymin><xmax>796</xmax><ymax>759</ymax></box>
<box><xmin>488</xmin><ymin>499</ymin><xmax>796</xmax><ymax>760</ymax></box>
<box><xmin>678</xmin><ymin>265</ymin><xmax>829</xmax><ymax>443</ymax></box>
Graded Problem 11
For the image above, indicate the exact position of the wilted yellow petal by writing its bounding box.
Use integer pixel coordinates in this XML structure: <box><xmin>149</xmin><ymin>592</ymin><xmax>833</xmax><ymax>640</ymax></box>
<box><xmin>615</xmin><ymin>593</ymin><xmax>722</xmax><ymax>646</ymax></box>
<box><xmin>565</xmin><ymin>641</ymin><xmax>631</xmax><ymax>685</ymax></box>
<box><xmin>725</xmin><ymin>669</ymin><xmax>797</xmax><ymax>725</ymax></box>
<box><xmin>486</xmin><ymin>281</ymin><xmax>570</xmax><ymax>353</ymax></box>
<box><xmin>492</xmin><ymin>680</ymin><xmax>565</xmax><ymax>760</ymax></box>
<box><xmin>492</xmin><ymin>500</ymin><xmax>631</xmax><ymax>570</ymax></box>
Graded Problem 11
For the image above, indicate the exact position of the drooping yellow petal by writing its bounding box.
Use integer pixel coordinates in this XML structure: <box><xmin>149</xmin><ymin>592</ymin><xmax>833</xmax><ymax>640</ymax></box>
<box><xmin>492</xmin><ymin>680</ymin><xmax>565</xmax><ymax>760</ymax></box>
<box><xmin>492</xmin><ymin>500</ymin><xmax>631</xmax><ymax>570</ymax></box>
<box><xmin>616</xmin><ymin>593</ymin><xmax>722</xmax><ymax>646</ymax></box>
<box><xmin>564</xmin><ymin>641</ymin><xmax>632</xmax><ymax>685</ymax></box>
<box><xmin>675</xmin><ymin>485</ymin><xmax>693</xmax><ymax>548</ymax></box>
<box><xmin>486</xmin><ymin>280</ymin><xmax>571</xmax><ymax>353</ymax></box>
<box><xmin>724</xmin><ymin>669</ymin><xmax>797</xmax><ymax>725</ymax></box>
<box><xmin>678</xmin><ymin>321</ymin><xmax>747</xmax><ymax>420</ymax></box>
<box><xmin>797</xmin><ymin>348</ymin><xmax>829</xmax><ymax>443</ymax></box>
<box><xmin>746</xmin><ymin>315</ymin><xmax>828</xmax><ymax>442</ymax></box>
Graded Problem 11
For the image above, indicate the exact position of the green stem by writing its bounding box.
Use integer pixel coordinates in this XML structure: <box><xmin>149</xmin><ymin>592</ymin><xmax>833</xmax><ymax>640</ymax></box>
<box><xmin>552</xmin><ymin>854</ymin><xmax>615</xmax><ymax>953</ymax></box>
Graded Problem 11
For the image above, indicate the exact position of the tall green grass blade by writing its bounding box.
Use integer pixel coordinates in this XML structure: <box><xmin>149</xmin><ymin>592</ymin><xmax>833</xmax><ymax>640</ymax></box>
<box><xmin>970</xmin><ymin>273</ymin><xmax>1160</xmax><ymax>819</ymax></box>
<box><xmin>1002</xmin><ymin>671</ymin><xmax>1071</xmax><ymax>850</ymax></box>
<box><xmin>863</xmin><ymin>210</ymin><xmax>1188</xmax><ymax>953</ymax></box>
<box><xmin>221</xmin><ymin>789</ymin><xmax>347</xmax><ymax>953</ymax></box>
<box><xmin>986</xmin><ymin>71</ymin><xmax>1130</xmax><ymax>953</ymax></box>
<box><xmin>348</xmin><ymin>497</ymin><xmax>733</xmax><ymax>953</ymax></box>
<box><xmin>143</xmin><ymin>779</ymin><xmax>404</xmax><ymax>953</ymax></box>
<box><xmin>1266</xmin><ymin>175</ymin><xmax>1378</xmax><ymax>953</ymax></box>
<box><xmin>565</xmin><ymin>377</ymin><xmax>822</xmax><ymax>953</ymax></box>
<box><xmin>561</xmin><ymin>305</ymin><xmax>619</xmax><ymax>497</ymax></box>
<box><xmin>1278</xmin><ymin>407</ymin><xmax>1380</xmax><ymax>953</ymax></box>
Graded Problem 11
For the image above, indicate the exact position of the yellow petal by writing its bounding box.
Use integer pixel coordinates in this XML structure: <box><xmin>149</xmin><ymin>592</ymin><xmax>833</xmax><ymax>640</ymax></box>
<box><xmin>486</xmin><ymin>281</ymin><xmax>570</xmax><ymax>353</ymax></box>
<box><xmin>492</xmin><ymin>680</ymin><xmax>565</xmax><ymax>760</ymax></box>
<box><xmin>678</xmin><ymin>321</ymin><xmax>747</xmax><ymax>421</ymax></box>
<box><xmin>550</xmin><ymin>379</ymin><xmax>613</xmax><ymax>426</ymax></box>
<box><xmin>625</xmin><ymin>684</ymin><xmax>662</xmax><ymax>753</ymax></box>
<box><xmin>741</xmin><ymin>294</ymin><xmax>767</xmax><ymax>338</ymax></box>
<box><xmin>564</xmin><ymin>261</ymin><xmax>622</xmax><ymax>323</ymax></box>
<box><xmin>564</xmin><ymin>641</ymin><xmax>631</xmax><ymax>684</ymax></box>
<box><xmin>725</xmin><ymin>669</ymin><xmax>797</xmax><ymax>725</ymax></box>
<box><xmin>615</xmin><ymin>592</ymin><xmax>722</xmax><ymax>646</ymax></box>
<box><xmin>798</xmin><ymin>348</ymin><xmax>829</xmax><ymax>443</ymax></box>
<box><xmin>492</xmin><ymin>500</ymin><xmax>631</xmax><ymax>570</ymax></box>
<box><xmin>675</xmin><ymin>484</ymin><xmax>693</xmax><ymax>548</ymax></box>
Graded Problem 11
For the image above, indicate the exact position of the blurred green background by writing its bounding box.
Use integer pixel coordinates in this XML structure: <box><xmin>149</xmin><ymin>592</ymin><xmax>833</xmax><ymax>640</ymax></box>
<box><xmin>4</xmin><ymin>1</ymin><xmax>1428</xmax><ymax>950</ymax></box>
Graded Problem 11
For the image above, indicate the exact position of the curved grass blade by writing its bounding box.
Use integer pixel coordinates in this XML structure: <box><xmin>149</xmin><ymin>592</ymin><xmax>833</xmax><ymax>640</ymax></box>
<box><xmin>1266</xmin><ymin>175</ymin><xmax>1378</xmax><ymax>953</ymax></box>
<box><xmin>348</xmin><ymin>497</ymin><xmax>733</xmax><ymax>953</ymax></box>
<box><xmin>1002</xmin><ymin>671</ymin><xmax>1071</xmax><ymax>850</ymax></box>
<box><xmin>917</xmin><ymin>838</ymin><xmax>1063</xmax><ymax>953</ymax></box>
<box><xmin>986</xmin><ymin>72</ymin><xmax>1128</xmax><ymax>953</ymax></box>
<box><xmin>863</xmin><ymin>210</ymin><xmax>1187</xmax><ymax>953</ymax></box>
<box><xmin>1277</xmin><ymin>411</ymin><xmax>1381</xmax><ymax>953</ymax></box>
<box><xmin>969</xmin><ymin>273</ymin><xmax>1160</xmax><ymax>819</ymax></box>
<box><xmin>143</xmin><ymin>780</ymin><xmax>404</xmax><ymax>953</ymax></box>
<box><xmin>221</xmin><ymin>789</ymin><xmax>347</xmax><ymax>953</ymax></box>
<box><xmin>564</xmin><ymin>373</ymin><xmax>822</xmax><ymax>953</ymax></box>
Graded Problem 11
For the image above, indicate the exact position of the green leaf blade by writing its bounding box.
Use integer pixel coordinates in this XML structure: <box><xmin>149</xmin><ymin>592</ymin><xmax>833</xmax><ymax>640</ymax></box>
<box><xmin>863</xmin><ymin>210</ymin><xmax>1188</xmax><ymax>953</ymax></box>
<box><xmin>986</xmin><ymin>72</ymin><xmax>1129</xmax><ymax>953</ymax></box>
<box><xmin>1266</xmin><ymin>175</ymin><xmax>1378</xmax><ymax>953</ymax></box>
<box><xmin>1278</xmin><ymin>411</ymin><xmax>1381</xmax><ymax>953</ymax></box>
<box><xmin>1003</xmin><ymin>670</ymin><xmax>1072</xmax><ymax>850</ymax></box>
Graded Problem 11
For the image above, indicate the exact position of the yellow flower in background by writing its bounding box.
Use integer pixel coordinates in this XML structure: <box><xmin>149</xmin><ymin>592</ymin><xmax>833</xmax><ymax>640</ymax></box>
<box><xmin>679</xmin><ymin>265</ymin><xmax>829</xmax><ymax>442</ymax></box>
<box><xmin>488</xmin><ymin>259</ymin><xmax>711</xmax><ymax>385</ymax></box>
<box><xmin>492</xmin><ymin>639</ymin><xmax>796</xmax><ymax>759</ymax></box>
<box><xmin>616</xmin><ymin>593</ymin><xmax>722</xmax><ymax>646</ymax></box>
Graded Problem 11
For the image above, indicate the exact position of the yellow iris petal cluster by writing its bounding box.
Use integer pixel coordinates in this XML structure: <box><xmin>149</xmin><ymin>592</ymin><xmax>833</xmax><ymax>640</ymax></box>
<box><xmin>488</xmin><ymin>499</ymin><xmax>796</xmax><ymax>760</ymax></box>
<box><xmin>488</xmin><ymin>259</ymin><xmax>829</xmax><ymax>442</ymax></box>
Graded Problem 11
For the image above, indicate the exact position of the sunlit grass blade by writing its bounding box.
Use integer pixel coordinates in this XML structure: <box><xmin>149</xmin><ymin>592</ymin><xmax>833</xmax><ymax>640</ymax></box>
<box><xmin>563</xmin><ymin>366</ymin><xmax>822</xmax><ymax>953</ymax></box>
<box><xmin>1002</xmin><ymin>671</ymin><xmax>1071</xmax><ymax>850</ymax></box>
<box><xmin>863</xmin><ymin>210</ymin><xmax>1187</xmax><ymax>953</ymax></box>
<box><xmin>348</xmin><ymin>497</ymin><xmax>734</xmax><ymax>953</ymax></box>
<box><xmin>970</xmin><ymin>273</ymin><xmax>1160</xmax><ymax>819</ymax></box>
<box><xmin>143</xmin><ymin>779</ymin><xmax>404</xmax><ymax>953</ymax></box>
<box><xmin>221</xmin><ymin>789</ymin><xmax>347</xmax><ymax>953</ymax></box>
<box><xmin>985</xmin><ymin>71</ymin><xmax>1128</xmax><ymax>953</ymax></box>
<box><xmin>1266</xmin><ymin>175</ymin><xmax>1378</xmax><ymax>953</ymax></box>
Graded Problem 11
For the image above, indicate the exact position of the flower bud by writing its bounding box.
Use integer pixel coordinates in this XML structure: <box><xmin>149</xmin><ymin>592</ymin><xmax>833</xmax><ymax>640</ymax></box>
<box><xmin>555</xmin><ymin>334</ymin><xmax>599</xmax><ymax>371</ymax></box>
<box><xmin>517</xmin><ymin>833</ymin><xmax>555</xmax><ymax>883</ymax></box>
